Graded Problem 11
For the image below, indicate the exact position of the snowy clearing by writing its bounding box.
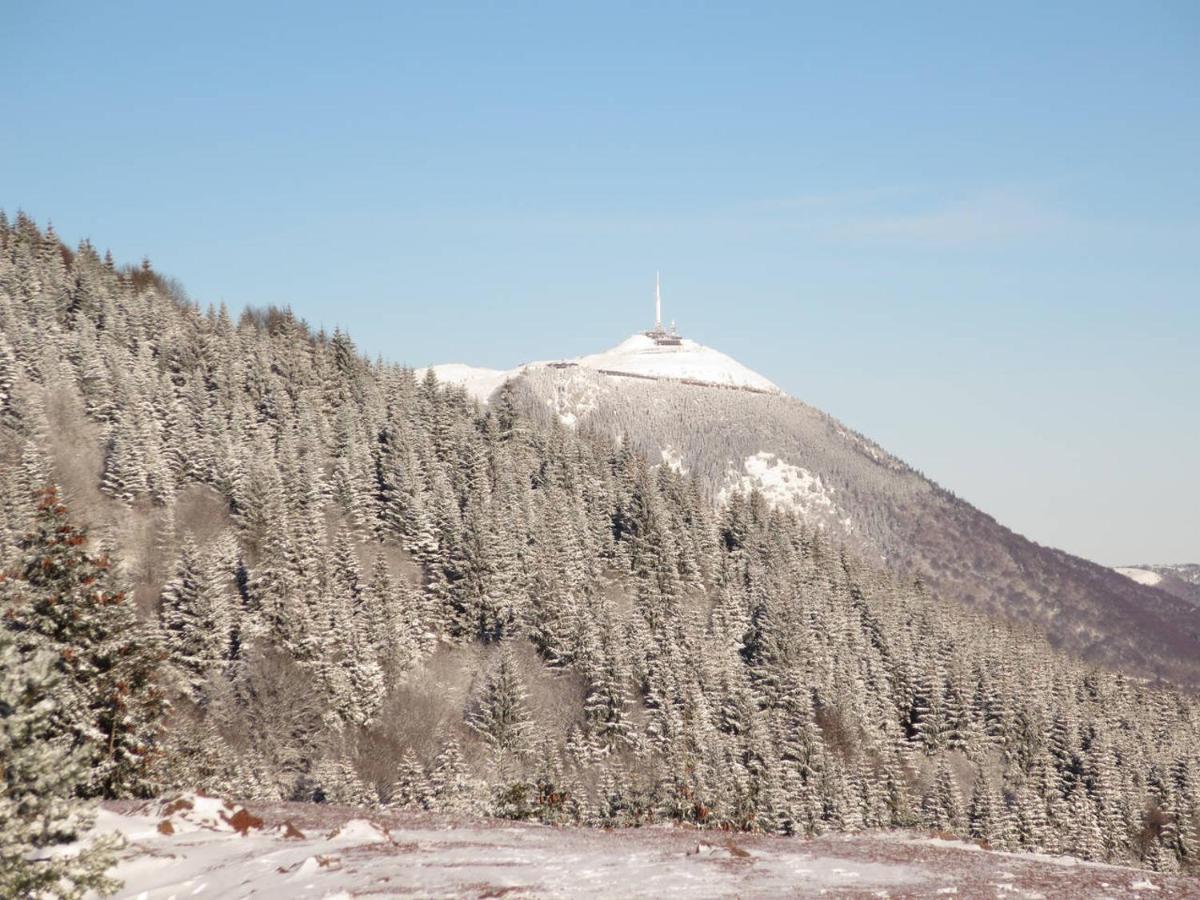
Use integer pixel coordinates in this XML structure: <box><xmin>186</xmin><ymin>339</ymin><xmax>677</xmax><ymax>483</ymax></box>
<box><xmin>660</xmin><ymin>445</ymin><xmax>688</xmax><ymax>474</ymax></box>
<box><xmin>1115</xmin><ymin>567</ymin><xmax>1165</xmax><ymax>587</ymax></box>
<box><xmin>718</xmin><ymin>452</ymin><xmax>850</xmax><ymax>532</ymax></box>
<box><xmin>78</xmin><ymin>797</ymin><xmax>1197</xmax><ymax>899</ymax></box>
<box><xmin>416</xmin><ymin>364</ymin><xmax>514</xmax><ymax>403</ymax></box>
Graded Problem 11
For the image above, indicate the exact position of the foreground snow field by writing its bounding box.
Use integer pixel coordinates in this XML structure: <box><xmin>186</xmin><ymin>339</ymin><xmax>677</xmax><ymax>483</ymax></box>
<box><xmin>81</xmin><ymin>796</ymin><xmax>1196</xmax><ymax>899</ymax></box>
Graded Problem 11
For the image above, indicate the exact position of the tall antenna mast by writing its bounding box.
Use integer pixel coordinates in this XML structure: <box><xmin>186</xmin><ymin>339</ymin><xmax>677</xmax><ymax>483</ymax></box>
<box><xmin>655</xmin><ymin>271</ymin><xmax>662</xmax><ymax>331</ymax></box>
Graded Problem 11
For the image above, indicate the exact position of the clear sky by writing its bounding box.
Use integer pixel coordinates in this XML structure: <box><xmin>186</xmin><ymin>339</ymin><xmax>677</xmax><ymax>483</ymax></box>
<box><xmin>3</xmin><ymin>2</ymin><xmax>1198</xmax><ymax>565</ymax></box>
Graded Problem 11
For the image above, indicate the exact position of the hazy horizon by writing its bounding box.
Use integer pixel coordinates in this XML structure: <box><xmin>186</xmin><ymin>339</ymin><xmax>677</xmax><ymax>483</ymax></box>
<box><xmin>3</xmin><ymin>2</ymin><xmax>1197</xmax><ymax>565</ymax></box>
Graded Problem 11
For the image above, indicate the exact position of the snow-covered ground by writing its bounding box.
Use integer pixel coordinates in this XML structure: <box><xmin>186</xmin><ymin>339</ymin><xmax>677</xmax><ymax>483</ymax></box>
<box><xmin>660</xmin><ymin>445</ymin><xmax>688</xmax><ymax>474</ymax></box>
<box><xmin>574</xmin><ymin>334</ymin><xmax>781</xmax><ymax>394</ymax></box>
<box><xmin>76</xmin><ymin>795</ymin><xmax>1192</xmax><ymax>899</ymax></box>
<box><xmin>1115</xmin><ymin>567</ymin><xmax>1164</xmax><ymax>587</ymax></box>
<box><xmin>415</xmin><ymin>363</ymin><xmax>516</xmax><ymax>403</ymax></box>
<box><xmin>421</xmin><ymin>332</ymin><xmax>782</xmax><ymax>404</ymax></box>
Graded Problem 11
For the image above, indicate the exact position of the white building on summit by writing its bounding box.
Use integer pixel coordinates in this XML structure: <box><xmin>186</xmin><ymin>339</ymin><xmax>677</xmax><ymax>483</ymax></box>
<box><xmin>420</xmin><ymin>272</ymin><xmax>783</xmax><ymax>400</ymax></box>
<box><xmin>644</xmin><ymin>273</ymin><xmax>682</xmax><ymax>346</ymax></box>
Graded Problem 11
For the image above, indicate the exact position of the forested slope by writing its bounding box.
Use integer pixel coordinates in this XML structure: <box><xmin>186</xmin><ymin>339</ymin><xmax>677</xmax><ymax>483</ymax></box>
<box><xmin>1</xmin><ymin>213</ymin><xmax>1198</xmax><ymax>877</ymax></box>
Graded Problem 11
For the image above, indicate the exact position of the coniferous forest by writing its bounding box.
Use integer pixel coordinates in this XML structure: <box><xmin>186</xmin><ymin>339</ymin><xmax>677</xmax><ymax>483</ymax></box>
<box><xmin>2</xmin><ymin>213</ymin><xmax>1199</xmax><ymax>892</ymax></box>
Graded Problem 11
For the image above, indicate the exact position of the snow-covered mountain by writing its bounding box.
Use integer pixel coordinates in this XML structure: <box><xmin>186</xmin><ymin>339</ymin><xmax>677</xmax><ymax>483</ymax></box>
<box><xmin>7</xmin><ymin>218</ymin><xmax>1200</xmax><ymax>881</ymax></box>
<box><xmin>428</xmin><ymin>332</ymin><xmax>1200</xmax><ymax>687</ymax></box>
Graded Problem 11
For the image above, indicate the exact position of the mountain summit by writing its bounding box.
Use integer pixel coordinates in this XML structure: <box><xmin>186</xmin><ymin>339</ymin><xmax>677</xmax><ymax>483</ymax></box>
<box><xmin>575</xmin><ymin>333</ymin><xmax>781</xmax><ymax>393</ymax></box>
<box><xmin>426</xmin><ymin>331</ymin><xmax>781</xmax><ymax>402</ymax></box>
<box><xmin>425</xmin><ymin>277</ymin><xmax>781</xmax><ymax>399</ymax></box>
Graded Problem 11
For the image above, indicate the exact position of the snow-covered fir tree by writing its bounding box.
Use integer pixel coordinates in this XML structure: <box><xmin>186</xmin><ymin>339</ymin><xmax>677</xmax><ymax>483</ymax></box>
<box><xmin>467</xmin><ymin>641</ymin><xmax>533</xmax><ymax>755</ymax></box>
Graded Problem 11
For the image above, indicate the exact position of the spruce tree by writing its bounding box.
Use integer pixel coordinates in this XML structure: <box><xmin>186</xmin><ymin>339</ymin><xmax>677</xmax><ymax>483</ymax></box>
<box><xmin>923</xmin><ymin>757</ymin><xmax>964</xmax><ymax>832</ymax></box>
<box><xmin>468</xmin><ymin>641</ymin><xmax>533</xmax><ymax>755</ymax></box>
<box><xmin>0</xmin><ymin>215</ymin><xmax>1198</xmax><ymax>871</ymax></box>
<box><xmin>160</xmin><ymin>538</ymin><xmax>234</xmax><ymax>700</ymax></box>
<box><xmin>428</xmin><ymin>737</ymin><xmax>475</xmax><ymax>813</ymax></box>
<box><xmin>390</xmin><ymin>748</ymin><xmax>430</xmax><ymax>809</ymax></box>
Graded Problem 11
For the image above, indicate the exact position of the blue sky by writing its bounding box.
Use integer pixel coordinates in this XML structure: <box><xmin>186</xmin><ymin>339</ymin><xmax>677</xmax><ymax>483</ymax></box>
<box><xmin>3</xmin><ymin>1</ymin><xmax>1198</xmax><ymax>565</ymax></box>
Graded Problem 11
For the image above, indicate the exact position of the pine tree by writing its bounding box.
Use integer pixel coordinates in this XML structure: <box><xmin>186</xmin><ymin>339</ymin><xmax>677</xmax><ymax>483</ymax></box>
<box><xmin>363</xmin><ymin>554</ymin><xmax>400</xmax><ymax>666</ymax></box>
<box><xmin>922</xmin><ymin>757</ymin><xmax>963</xmax><ymax>833</ymax></box>
<box><xmin>307</xmin><ymin>758</ymin><xmax>375</xmax><ymax>807</ymax></box>
<box><xmin>0</xmin><ymin>336</ymin><xmax>23</xmax><ymax>426</ymax></box>
<box><xmin>1065</xmin><ymin>781</ymin><xmax>1104</xmax><ymax>860</ymax></box>
<box><xmin>583</xmin><ymin>644</ymin><xmax>633</xmax><ymax>754</ymax></box>
<box><xmin>344</xmin><ymin>629</ymin><xmax>386</xmax><ymax>728</ymax></box>
<box><xmin>99</xmin><ymin>423</ymin><xmax>147</xmax><ymax>504</ymax></box>
<box><xmin>0</xmin><ymin>215</ymin><xmax>1198</xmax><ymax>868</ymax></box>
<box><xmin>428</xmin><ymin>737</ymin><xmax>475</xmax><ymax>813</ymax></box>
<box><xmin>390</xmin><ymin>748</ymin><xmax>430</xmax><ymax>809</ymax></box>
<box><xmin>968</xmin><ymin>764</ymin><xmax>1000</xmax><ymax>845</ymax></box>
<box><xmin>467</xmin><ymin>641</ymin><xmax>533</xmax><ymax>755</ymax></box>
<box><xmin>159</xmin><ymin>538</ymin><xmax>235</xmax><ymax>699</ymax></box>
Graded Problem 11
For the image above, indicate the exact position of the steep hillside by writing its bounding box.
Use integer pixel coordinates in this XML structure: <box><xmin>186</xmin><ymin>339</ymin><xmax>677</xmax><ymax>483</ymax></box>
<box><xmin>431</xmin><ymin>352</ymin><xmax>1200</xmax><ymax>688</ymax></box>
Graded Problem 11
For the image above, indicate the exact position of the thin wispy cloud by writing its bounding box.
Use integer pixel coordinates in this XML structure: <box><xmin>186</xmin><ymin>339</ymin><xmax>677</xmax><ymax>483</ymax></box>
<box><xmin>540</xmin><ymin>186</ymin><xmax>1070</xmax><ymax>248</ymax></box>
<box><xmin>833</xmin><ymin>189</ymin><xmax>1063</xmax><ymax>246</ymax></box>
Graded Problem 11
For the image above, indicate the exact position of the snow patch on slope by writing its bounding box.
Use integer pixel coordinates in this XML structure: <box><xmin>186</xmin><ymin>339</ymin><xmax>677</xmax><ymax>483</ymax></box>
<box><xmin>719</xmin><ymin>452</ymin><xmax>848</xmax><ymax>530</ymax></box>
<box><xmin>149</xmin><ymin>793</ymin><xmax>261</xmax><ymax>835</ymax></box>
<box><xmin>416</xmin><ymin>364</ymin><xmax>513</xmax><ymax>403</ymax></box>
<box><xmin>545</xmin><ymin>368</ymin><xmax>602</xmax><ymax>427</ymax></box>
<box><xmin>1115</xmin><ymin>567</ymin><xmax>1164</xmax><ymax>587</ymax></box>
<box><xmin>72</xmin><ymin>802</ymin><xmax>926</xmax><ymax>899</ymax></box>
<box><xmin>326</xmin><ymin>818</ymin><xmax>391</xmax><ymax>845</ymax></box>
<box><xmin>660</xmin><ymin>445</ymin><xmax>687</xmax><ymax>474</ymax></box>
